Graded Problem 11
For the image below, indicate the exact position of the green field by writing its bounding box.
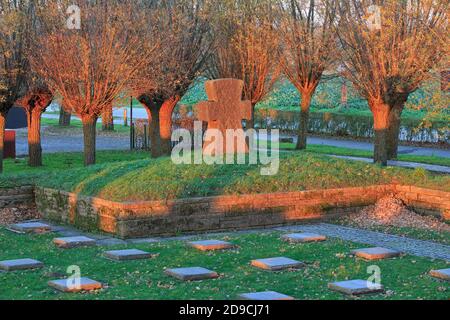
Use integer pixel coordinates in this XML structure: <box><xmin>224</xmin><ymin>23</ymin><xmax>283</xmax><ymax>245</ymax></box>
<box><xmin>0</xmin><ymin>229</ymin><xmax>448</xmax><ymax>300</ymax></box>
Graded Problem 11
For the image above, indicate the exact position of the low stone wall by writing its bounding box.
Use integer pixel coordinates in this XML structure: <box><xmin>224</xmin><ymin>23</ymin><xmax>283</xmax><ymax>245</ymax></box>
<box><xmin>34</xmin><ymin>185</ymin><xmax>394</xmax><ymax>238</ymax></box>
<box><xmin>394</xmin><ymin>185</ymin><xmax>450</xmax><ymax>220</ymax></box>
<box><xmin>0</xmin><ymin>186</ymin><xmax>35</xmax><ymax>208</ymax></box>
<box><xmin>33</xmin><ymin>185</ymin><xmax>450</xmax><ymax>238</ymax></box>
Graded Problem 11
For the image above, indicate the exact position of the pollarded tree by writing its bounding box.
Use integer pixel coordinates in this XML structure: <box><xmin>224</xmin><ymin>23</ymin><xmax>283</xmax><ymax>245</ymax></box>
<box><xmin>15</xmin><ymin>0</ymin><xmax>54</xmax><ymax>168</ymax></box>
<box><xmin>16</xmin><ymin>82</ymin><xmax>53</xmax><ymax>167</ymax></box>
<box><xmin>206</xmin><ymin>0</ymin><xmax>281</xmax><ymax>129</ymax></box>
<box><xmin>278</xmin><ymin>0</ymin><xmax>339</xmax><ymax>150</ymax></box>
<box><xmin>133</xmin><ymin>0</ymin><xmax>213</xmax><ymax>158</ymax></box>
<box><xmin>337</xmin><ymin>0</ymin><xmax>448</xmax><ymax>164</ymax></box>
<box><xmin>31</xmin><ymin>0</ymin><xmax>150</xmax><ymax>165</ymax></box>
<box><xmin>0</xmin><ymin>0</ymin><xmax>29</xmax><ymax>173</ymax></box>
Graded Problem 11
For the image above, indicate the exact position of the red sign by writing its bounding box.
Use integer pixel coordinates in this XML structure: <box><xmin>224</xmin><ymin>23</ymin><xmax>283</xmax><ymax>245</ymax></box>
<box><xmin>4</xmin><ymin>130</ymin><xmax>16</xmax><ymax>159</ymax></box>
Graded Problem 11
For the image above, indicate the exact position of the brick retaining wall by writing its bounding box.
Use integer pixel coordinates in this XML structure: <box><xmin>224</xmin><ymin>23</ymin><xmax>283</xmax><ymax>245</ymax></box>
<box><xmin>0</xmin><ymin>186</ymin><xmax>35</xmax><ymax>208</ymax></box>
<box><xmin>32</xmin><ymin>184</ymin><xmax>450</xmax><ymax>238</ymax></box>
<box><xmin>394</xmin><ymin>185</ymin><xmax>450</xmax><ymax>220</ymax></box>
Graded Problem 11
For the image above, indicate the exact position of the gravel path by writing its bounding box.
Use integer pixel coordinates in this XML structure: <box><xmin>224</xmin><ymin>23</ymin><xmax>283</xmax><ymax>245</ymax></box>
<box><xmin>34</xmin><ymin>220</ymin><xmax>450</xmax><ymax>261</ymax></box>
<box><xmin>276</xmin><ymin>223</ymin><xmax>450</xmax><ymax>261</ymax></box>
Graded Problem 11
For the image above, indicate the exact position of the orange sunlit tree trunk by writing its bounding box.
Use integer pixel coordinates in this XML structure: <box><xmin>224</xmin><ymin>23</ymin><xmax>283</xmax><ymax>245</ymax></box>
<box><xmin>337</xmin><ymin>0</ymin><xmax>448</xmax><ymax>164</ymax></box>
<box><xmin>278</xmin><ymin>0</ymin><xmax>339</xmax><ymax>150</ymax></box>
<box><xmin>30</xmin><ymin>0</ymin><xmax>150</xmax><ymax>166</ymax></box>
<box><xmin>17</xmin><ymin>89</ymin><xmax>53</xmax><ymax>167</ymax></box>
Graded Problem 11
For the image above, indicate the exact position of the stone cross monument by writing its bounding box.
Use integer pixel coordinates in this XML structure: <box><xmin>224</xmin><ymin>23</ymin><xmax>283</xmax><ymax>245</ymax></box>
<box><xmin>196</xmin><ymin>79</ymin><xmax>252</xmax><ymax>155</ymax></box>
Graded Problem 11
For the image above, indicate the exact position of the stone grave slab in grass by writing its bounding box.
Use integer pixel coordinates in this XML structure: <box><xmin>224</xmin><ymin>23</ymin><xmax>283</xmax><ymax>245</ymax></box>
<box><xmin>282</xmin><ymin>233</ymin><xmax>327</xmax><ymax>243</ymax></box>
<box><xmin>188</xmin><ymin>240</ymin><xmax>235</xmax><ymax>251</ymax></box>
<box><xmin>104</xmin><ymin>249</ymin><xmax>156</xmax><ymax>261</ymax></box>
<box><xmin>53</xmin><ymin>236</ymin><xmax>96</xmax><ymax>249</ymax></box>
<box><xmin>48</xmin><ymin>277</ymin><xmax>103</xmax><ymax>293</ymax></box>
<box><xmin>165</xmin><ymin>267</ymin><xmax>219</xmax><ymax>281</ymax></box>
<box><xmin>239</xmin><ymin>291</ymin><xmax>295</xmax><ymax>300</ymax></box>
<box><xmin>251</xmin><ymin>257</ymin><xmax>305</xmax><ymax>271</ymax></box>
<box><xmin>9</xmin><ymin>222</ymin><xmax>52</xmax><ymax>234</ymax></box>
<box><xmin>328</xmin><ymin>280</ymin><xmax>384</xmax><ymax>296</ymax></box>
<box><xmin>0</xmin><ymin>258</ymin><xmax>44</xmax><ymax>271</ymax></box>
<box><xmin>351</xmin><ymin>247</ymin><xmax>402</xmax><ymax>260</ymax></box>
<box><xmin>430</xmin><ymin>269</ymin><xmax>450</xmax><ymax>281</ymax></box>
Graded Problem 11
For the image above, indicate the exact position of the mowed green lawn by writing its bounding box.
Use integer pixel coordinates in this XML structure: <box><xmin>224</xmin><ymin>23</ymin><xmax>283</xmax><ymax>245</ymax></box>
<box><xmin>2</xmin><ymin>150</ymin><xmax>449</xmax><ymax>201</ymax></box>
<box><xmin>0</xmin><ymin>229</ymin><xmax>448</xmax><ymax>300</ymax></box>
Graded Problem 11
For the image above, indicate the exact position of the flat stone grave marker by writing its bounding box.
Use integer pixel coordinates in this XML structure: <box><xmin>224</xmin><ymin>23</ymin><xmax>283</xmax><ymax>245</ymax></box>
<box><xmin>188</xmin><ymin>240</ymin><xmax>235</xmax><ymax>251</ymax></box>
<box><xmin>165</xmin><ymin>267</ymin><xmax>219</xmax><ymax>281</ymax></box>
<box><xmin>251</xmin><ymin>257</ymin><xmax>305</xmax><ymax>271</ymax></box>
<box><xmin>104</xmin><ymin>249</ymin><xmax>156</xmax><ymax>261</ymax></box>
<box><xmin>53</xmin><ymin>236</ymin><xmax>96</xmax><ymax>249</ymax></box>
<box><xmin>282</xmin><ymin>233</ymin><xmax>327</xmax><ymax>243</ymax></box>
<box><xmin>0</xmin><ymin>258</ymin><xmax>44</xmax><ymax>271</ymax></box>
<box><xmin>48</xmin><ymin>277</ymin><xmax>103</xmax><ymax>293</ymax></box>
<box><xmin>239</xmin><ymin>291</ymin><xmax>295</xmax><ymax>300</ymax></box>
<box><xmin>351</xmin><ymin>247</ymin><xmax>402</xmax><ymax>260</ymax></box>
<box><xmin>430</xmin><ymin>268</ymin><xmax>450</xmax><ymax>281</ymax></box>
<box><xmin>328</xmin><ymin>280</ymin><xmax>384</xmax><ymax>296</ymax></box>
<box><xmin>9</xmin><ymin>222</ymin><xmax>52</xmax><ymax>234</ymax></box>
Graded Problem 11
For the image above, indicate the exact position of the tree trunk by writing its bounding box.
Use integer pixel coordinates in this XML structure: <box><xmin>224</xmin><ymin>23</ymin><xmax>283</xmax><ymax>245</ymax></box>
<box><xmin>296</xmin><ymin>93</ymin><xmax>312</xmax><ymax>150</ymax></box>
<box><xmin>59</xmin><ymin>107</ymin><xmax>71</xmax><ymax>126</ymax></box>
<box><xmin>0</xmin><ymin>114</ymin><xmax>5</xmax><ymax>173</ymax></box>
<box><xmin>27</xmin><ymin>110</ymin><xmax>43</xmax><ymax>167</ymax></box>
<box><xmin>81</xmin><ymin>115</ymin><xmax>98</xmax><ymax>166</ymax></box>
<box><xmin>371</xmin><ymin>101</ymin><xmax>390</xmax><ymax>166</ymax></box>
<box><xmin>247</xmin><ymin>103</ymin><xmax>257</xmax><ymax>130</ymax></box>
<box><xmin>101</xmin><ymin>104</ymin><xmax>114</xmax><ymax>131</ymax></box>
<box><xmin>386</xmin><ymin>105</ymin><xmax>403</xmax><ymax>160</ymax></box>
<box><xmin>159</xmin><ymin>96</ymin><xmax>180</xmax><ymax>156</ymax></box>
<box><xmin>149</xmin><ymin>107</ymin><xmax>162</xmax><ymax>158</ymax></box>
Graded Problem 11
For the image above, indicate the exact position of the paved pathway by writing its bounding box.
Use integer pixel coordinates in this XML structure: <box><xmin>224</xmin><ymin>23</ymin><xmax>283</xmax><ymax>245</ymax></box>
<box><xmin>258</xmin><ymin>132</ymin><xmax>450</xmax><ymax>158</ymax></box>
<box><xmin>16</xmin><ymin>134</ymin><xmax>130</xmax><ymax>156</ymax></box>
<box><xmin>41</xmin><ymin>112</ymin><xmax>450</xmax><ymax>158</ymax></box>
<box><xmin>329</xmin><ymin>155</ymin><xmax>450</xmax><ymax>174</ymax></box>
<box><xmin>276</xmin><ymin>223</ymin><xmax>450</xmax><ymax>261</ymax></box>
<box><xmin>37</xmin><ymin>220</ymin><xmax>450</xmax><ymax>261</ymax></box>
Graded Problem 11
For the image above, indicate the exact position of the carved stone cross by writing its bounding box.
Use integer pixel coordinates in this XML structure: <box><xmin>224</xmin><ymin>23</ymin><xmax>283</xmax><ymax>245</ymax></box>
<box><xmin>196</xmin><ymin>79</ymin><xmax>252</xmax><ymax>155</ymax></box>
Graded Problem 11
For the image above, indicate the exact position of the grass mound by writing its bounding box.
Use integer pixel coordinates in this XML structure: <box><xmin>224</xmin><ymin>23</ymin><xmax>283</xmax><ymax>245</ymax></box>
<box><xmin>2</xmin><ymin>151</ymin><xmax>449</xmax><ymax>202</ymax></box>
